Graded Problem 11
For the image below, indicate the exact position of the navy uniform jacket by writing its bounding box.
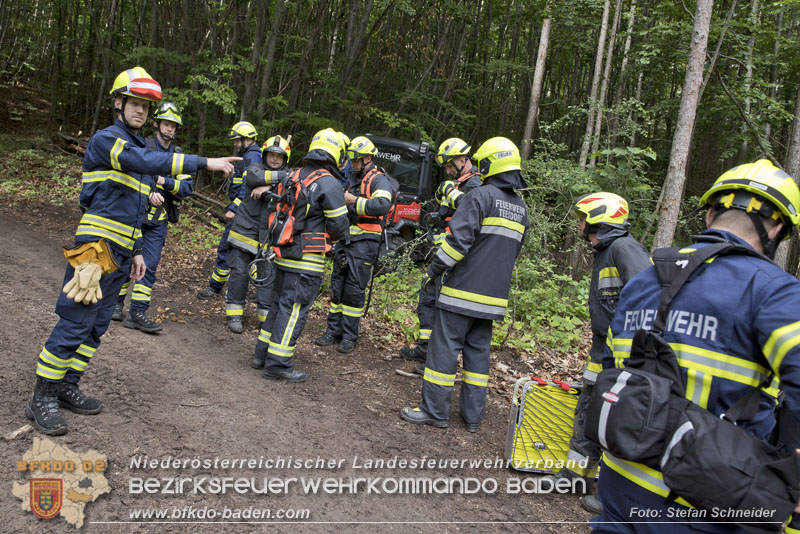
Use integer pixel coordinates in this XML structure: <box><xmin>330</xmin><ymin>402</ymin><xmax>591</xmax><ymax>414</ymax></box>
<box><xmin>601</xmin><ymin>228</ymin><xmax>800</xmax><ymax>509</ymax></box>
<box><xmin>227</xmin><ymin>142</ymin><xmax>262</xmax><ymax>213</ymax></box>
<box><xmin>143</xmin><ymin>136</ymin><xmax>194</xmax><ymax>225</ymax></box>
<box><xmin>427</xmin><ymin>170</ymin><xmax>529</xmax><ymax>321</ymax></box>
<box><xmin>228</xmin><ymin>161</ymin><xmax>289</xmax><ymax>254</ymax></box>
<box><xmin>79</xmin><ymin>119</ymin><xmax>203</xmax><ymax>255</ymax></box>
<box><xmin>346</xmin><ymin>162</ymin><xmax>393</xmax><ymax>243</ymax></box>
<box><xmin>272</xmin><ymin>163</ymin><xmax>350</xmax><ymax>277</ymax></box>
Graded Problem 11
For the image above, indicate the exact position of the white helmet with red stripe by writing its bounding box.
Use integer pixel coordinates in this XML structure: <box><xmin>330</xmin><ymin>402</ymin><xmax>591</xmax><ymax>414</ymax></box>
<box><xmin>110</xmin><ymin>67</ymin><xmax>162</xmax><ymax>102</ymax></box>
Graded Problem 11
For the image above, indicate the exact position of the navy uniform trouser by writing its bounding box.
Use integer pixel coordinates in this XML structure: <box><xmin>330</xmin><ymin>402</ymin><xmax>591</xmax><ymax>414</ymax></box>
<box><xmin>208</xmin><ymin>220</ymin><xmax>233</xmax><ymax>291</ymax></box>
<box><xmin>591</xmin><ymin>465</ymin><xmax>750</xmax><ymax>534</ymax></box>
<box><xmin>324</xmin><ymin>239</ymin><xmax>378</xmax><ymax>342</ymax></box>
<box><xmin>226</xmin><ymin>246</ymin><xmax>272</xmax><ymax>323</ymax></box>
<box><xmin>567</xmin><ymin>383</ymin><xmax>602</xmax><ymax>476</ymax></box>
<box><xmin>419</xmin><ymin>308</ymin><xmax>492</xmax><ymax>424</ymax></box>
<box><xmin>415</xmin><ymin>272</ymin><xmax>440</xmax><ymax>351</ymax></box>
<box><xmin>36</xmin><ymin>247</ymin><xmax>132</xmax><ymax>384</ymax></box>
<box><xmin>255</xmin><ymin>268</ymin><xmax>322</xmax><ymax>373</ymax></box>
<box><xmin>117</xmin><ymin>220</ymin><xmax>167</xmax><ymax>311</ymax></box>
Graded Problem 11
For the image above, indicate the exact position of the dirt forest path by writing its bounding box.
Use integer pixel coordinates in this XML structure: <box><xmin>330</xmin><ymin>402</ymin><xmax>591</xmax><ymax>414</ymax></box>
<box><xmin>0</xmin><ymin>202</ymin><xmax>592</xmax><ymax>533</ymax></box>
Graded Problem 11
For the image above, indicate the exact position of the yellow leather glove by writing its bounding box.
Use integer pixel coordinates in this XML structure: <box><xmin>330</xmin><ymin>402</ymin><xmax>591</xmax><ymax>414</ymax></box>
<box><xmin>63</xmin><ymin>262</ymin><xmax>104</xmax><ymax>305</ymax></box>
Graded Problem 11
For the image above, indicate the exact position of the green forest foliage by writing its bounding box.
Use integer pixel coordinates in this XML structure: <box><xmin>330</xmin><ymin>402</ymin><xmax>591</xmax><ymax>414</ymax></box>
<box><xmin>2</xmin><ymin>0</ymin><xmax>800</xmax><ymax>358</ymax></box>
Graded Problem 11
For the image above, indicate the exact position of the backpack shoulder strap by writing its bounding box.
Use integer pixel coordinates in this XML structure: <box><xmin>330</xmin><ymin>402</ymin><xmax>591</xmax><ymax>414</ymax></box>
<box><xmin>145</xmin><ymin>136</ymin><xmax>158</xmax><ymax>152</ymax></box>
<box><xmin>651</xmin><ymin>241</ymin><xmax>769</xmax><ymax>333</ymax></box>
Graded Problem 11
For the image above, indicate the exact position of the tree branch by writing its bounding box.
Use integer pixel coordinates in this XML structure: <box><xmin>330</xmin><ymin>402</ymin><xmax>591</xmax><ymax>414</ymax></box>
<box><xmin>715</xmin><ymin>70</ymin><xmax>781</xmax><ymax>168</ymax></box>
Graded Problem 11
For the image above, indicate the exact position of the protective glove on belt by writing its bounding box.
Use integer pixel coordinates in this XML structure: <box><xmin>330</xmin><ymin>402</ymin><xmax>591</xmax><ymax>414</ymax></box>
<box><xmin>61</xmin><ymin>240</ymin><xmax>119</xmax><ymax>306</ymax></box>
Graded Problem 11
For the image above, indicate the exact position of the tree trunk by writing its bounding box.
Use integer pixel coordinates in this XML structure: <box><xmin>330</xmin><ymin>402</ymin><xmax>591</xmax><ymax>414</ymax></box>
<box><xmin>652</xmin><ymin>0</ymin><xmax>714</xmax><ymax>249</ymax></box>
<box><xmin>578</xmin><ymin>0</ymin><xmax>611</xmax><ymax>168</ymax></box>
<box><xmin>737</xmin><ymin>0</ymin><xmax>759</xmax><ymax>161</ymax></box>
<box><xmin>520</xmin><ymin>10</ymin><xmax>551</xmax><ymax>161</ymax></box>
<box><xmin>590</xmin><ymin>0</ymin><xmax>623</xmax><ymax>165</ymax></box>
<box><xmin>764</xmin><ymin>6</ymin><xmax>783</xmax><ymax>142</ymax></box>
<box><xmin>609</xmin><ymin>0</ymin><xmax>637</xmax><ymax>152</ymax></box>
<box><xmin>288</xmin><ymin>0</ymin><xmax>329</xmax><ymax>111</ymax></box>
<box><xmin>240</xmin><ymin>0</ymin><xmax>267</xmax><ymax>121</ymax></box>
<box><xmin>257</xmin><ymin>0</ymin><xmax>286</xmax><ymax>120</ymax></box>
<box><xmin>773</xmin><ymin>82</ymin><xmax>800</xmax><ymax>271</ymax></box>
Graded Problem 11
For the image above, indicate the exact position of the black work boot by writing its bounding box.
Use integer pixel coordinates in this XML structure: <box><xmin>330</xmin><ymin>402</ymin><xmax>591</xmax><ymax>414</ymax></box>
<box><xmin>197</xmin><ymin>287</ymin><xmax>222</xmax><ymax>300</ymax></box>
<box><xmin>26</xmin><ymin>377</ymin><xmax>68</xmax><ymax>435</ymax></box>
<box><xmin>58</xmin><ymin>382</ymin><xmax>103</xmax><ymax>415</ymax></box>
<box><xmin>111</xmin><ymin>301</ymin><xmax>124</xmax><ymax>321</ymax></box>
<box><xmin>227</xmin><ymin>316</ymin><xmax>244</xmax><ymax>334</ymax></box>
<box><xmin>314</xmin><ymin>333</ymin><xmax>341</xmax><ymax>346</ymax></box>
<box><xmin>337</xmin><ymin>339</ymin><xmax>356</xmax><ymax>353</ymax></box>
<box><xmin>251</xmin><ymin>353</ymin><xmax>266</xmax><ymax>369</ymax></box>
<box><xmin>123</xmin><ymin>309</ymin><xmax>163</xmax><ymax>334</ymax></box>
<box><xmin>399</xmin><ymin>345</ymin><xmax>426</xmax><ymax>362</ymax></box>
<box><xmin>263</xmin><ymin>368</ymin><xmax>307</xmax><ymax>382</ymax></box>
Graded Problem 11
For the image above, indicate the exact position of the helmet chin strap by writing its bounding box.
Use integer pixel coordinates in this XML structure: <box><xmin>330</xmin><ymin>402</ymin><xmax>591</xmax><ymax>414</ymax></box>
<box><xmin>746</xmin><ymin>211</ymin><xmax>784</xmax><ymax>260</ymax></box>
<box><xmin>156</xmin><ymin>121</ymin><xmax>175</xmax><ymax>142</ymax></box>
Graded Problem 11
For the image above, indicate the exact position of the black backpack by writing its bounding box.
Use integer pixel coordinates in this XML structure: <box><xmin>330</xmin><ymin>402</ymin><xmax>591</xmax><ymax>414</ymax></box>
<box><xmin>585</xmin><ymin>240</ymin><xmax>800</xmax><ymax>533</ymax></box>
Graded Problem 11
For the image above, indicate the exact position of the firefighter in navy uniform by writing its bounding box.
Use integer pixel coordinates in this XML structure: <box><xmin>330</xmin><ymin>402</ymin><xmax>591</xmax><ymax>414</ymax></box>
<box><xmin>26</xmin><ymin>67</ymin><xmax>236</xmax><ymax>436</ymax></box>
<box><xmin>400</xmin><ymin>137</ymin><xmax>529</xmax><ymax>432</ymax></box>
<box><xmin>112</xmin><ymin>102</ymin><xmax>194</xmax><ymax>333</ymax></box>
<box><xmin>253</xmin><ymin>129</ymin><xmax>350</xmax><ymax>381</ymax></box>
<box><xmin>594</xmin><ymin>160</ymin><xmax>800</xmax><ymax>533</ymax></box>
<box><xmin>554</xmin><ymin>192</ymin><xmax>651</xmax><ymax>514</ymax></box>
<box><xmin>314</xmin><ymin>136</ymin><xmax>393</xmax><ymax>353</ymax></box>
<box><xmin>224</xmin><ymin>135</ymin><xmax>291</xmax><ymax>333</ymax></box>
<box><xmin>399</xmin><ymin>138</ymin><xmax>482</xmax><ymax>363</ymax></box>
<box><xmin>197</xmin><ymin>122</ymin><xmax>261</xmax><ymax>299</ymax></box>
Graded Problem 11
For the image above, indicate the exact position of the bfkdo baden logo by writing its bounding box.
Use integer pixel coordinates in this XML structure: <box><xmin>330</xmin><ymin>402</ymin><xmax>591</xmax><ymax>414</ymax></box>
<box><xmin>13</xmin><ymin>437</ymin><xmax>110</xmax><ymax>528</ymax></box>
<box><xmin>30</xmin><ymin>478</ymin><xmax>63</xmax><ymax>519</ymax></box>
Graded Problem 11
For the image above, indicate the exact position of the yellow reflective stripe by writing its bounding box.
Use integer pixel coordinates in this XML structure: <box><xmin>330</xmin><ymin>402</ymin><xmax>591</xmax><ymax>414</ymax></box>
<box><xmin>226</xmin><ymin>308</ymin><xmax>244</xmax><ymax>316</ymax></box>
<box><xmin>482</xmin><ymin>216</ymin><xmax>525</xmax><ymax>235</ymax></box>
<box><xmin>275</xmin><ymin>254</ymin><xmax>325</xmax><ymax>274</ymax></box>
<box><xmin>258</xmin><ymin>329</ymin><xmax>271</xmax><ymax>343</ymax></box>
<box><xmin>423</xmin><ymin>367</ymin><xmax>456</xmax><ymax>387</ymax></box>
<box><xmin>604</xmin><ymin>453</ymin><xmax>692</xmax><ymax>507</ymax></box>
<box><xmin>433</xmin><ymin>233</ymin><xmax>446</xmax><ymax>245</ymax></box>
<box><xmin>75</xmin><ymin>344</ymin><xmax>96</xmax><ymax>358</ymax></box>
<box><xmin>350</xmin><ymin>226</ymin><xmax>382</xmax><ymax>236</ymax></box>
<box><xmin>440</xmin><ymin>241</ymin><xmax>463</xmax><ymax>262</ymax></box>
<box><xmin>586</xmin><ymin>361</ymin><xmax>602</xmax><ymax>373</ymax></box>
<box><xmin>133</xmin><ymin>284</ymin><xmax>151</xmax><ymax>295</ymax></box>
<box><xmin>268</xmin><ymin>340</ymin><xmax>295</xmax><ymax>358</ymax></box>
<box><xmin>671</xmin><ymin>343</ymin><xmax>770</xmax><ymax>387</ymax></box>
<box><xmin>329</xmin><ymin>302</ymin><xmax>342</xmax><ymax>314</ymax></box>
<box><xmin>462</xmin><ymin>370</ymin><xmax>489</xmax><ymax>387</ymax></box>
<box><xmin>82</xmin><ymin>169</ymin><xmax>151</xmax><ymax>196</ymax></box>
<box><xmin>419</xmin><ymin>328</ymin><xmax>431</xmax><ymax>341</ymax></box>
<box><xmin>110</xmin><ymin>138</ymin><xmax>126</xmax><ymax>170</ymax></box>
<box><xmin>341</xmin><ymin>304</ymin><xmax>363</xmax><ymax>318</ymax></box>
<box><xmin>325</xmin><ymin>205</ymin><xmax>348</xmax><ymax>218</ymax></box>
<box><xmin>233</xmin><ymin>197</ymin><xmax>242</xmax><ymax>206</ymax></box>
<box><xmin>80</xmin><ymin>213</ymin><xmax>135</xmax><ymax>235</ymax></box>
<box><xmin>372</xmin><ymin>189</ymin><xmax>392</xmax><ymax>200</ymax></box>
<box><xmin>37</xmin><ymin>363</ymin><xmax>66</xmax><ymax>380</ymax></box>
<box><xmin>356</xmin><ymin>197</ymin><xmax>368</xmax><ymax>216</ymax></box>
<box><xmin>171</xmin><ymin>153</ymin><xmax>185</xmax><ymax>177</ymax></box>
<box><xmin>76</xmin><ymin>226</ymin><xmax>135</xmax><ymax>250</ymax></box>
<box><xmin>678</xmin><ymin>248</ymin><xmax>697</xmax><ymax>253</ymax></box>
<box><xmin>233</xmin><ymin>176</ymin><xmax>243</xmax><ymax>185</ymax></box>
<box><xmin>281</xmin><ymin>303</ymin><xmax>301</xmax><ymax>346</ymax></box>
<box><xmin>611</xmin><ymin>336</ymin><xmax>633</xmax><ymax>368</ymax></box>
<box><xmin>785</xmin><ymin>525</ymin><xmax>800</xmax><ymax>534</ymax></box>
<box><xmin>599</xmin><ymin>267</ymin><xmax>620</xmax><ymax>279</ymax></box>
<box><xmin>68</xmin><ymin>358</ymin><xmax>88</xmax><ymax>372</ymax></box>
<box><xmin>131</xmin><ymin>294</ymin><xmax>150</xmax><ymax>301</ymax></box>
<box><xmin>439</xmin><ymin>286</ymin><xmax>507</xmax><ymax>308</ymax></box>
<box><xmin>763</xmin><ymin>320</ymin><xmax>800</xmax><ymax>374</ymax></box>
<box><xmin>258</xmin><ymin>310</ymin><xmax>268</xmax><ymax>322</ymax></box>
<box><xmin>40</xmin><ymin>347</ymin><xmax>71</xmax><ymax>368</ymax></box>
<box><xmin>229</xmin><ymin>230</ymin><xmax>260</xmax><ymax>248</ymax></box>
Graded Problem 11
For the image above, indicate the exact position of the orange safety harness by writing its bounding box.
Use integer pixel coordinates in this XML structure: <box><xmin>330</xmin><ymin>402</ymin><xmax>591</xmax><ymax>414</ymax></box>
<box><xmin>269</xmin><ymin>168</ymin><xmax>333</xmax><ymax>258</ymax></box>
